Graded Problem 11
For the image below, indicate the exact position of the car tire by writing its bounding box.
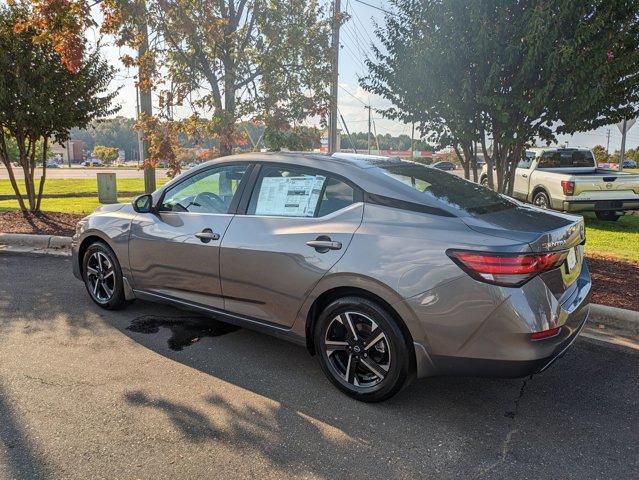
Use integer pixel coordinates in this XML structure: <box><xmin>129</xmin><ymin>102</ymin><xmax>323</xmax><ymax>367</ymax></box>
<box><xmin>595</xmin><ymin>211</ymin><xmax>621</xmax><ymax>222</ymax></box>
<box><xmin>532</xmin><ymin>190</ymin><xmax>550</xmax><ymax>209</ymax></box>
<box><xmin>82</xmin><ymin>241</ymin><xmax>129</xmax><ymax>310</ymax></box>
<box><xmin>314</xmin><ymin>296</ymin><xmax>411</xmax><ymax>402</ymax></box>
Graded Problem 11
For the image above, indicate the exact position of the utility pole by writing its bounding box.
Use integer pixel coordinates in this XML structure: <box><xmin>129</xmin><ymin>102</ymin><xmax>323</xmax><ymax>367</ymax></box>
<box><xmin>328</xmin><ymin>0</ymin><xmax>341</xmax><ymax>154</ymax></box>
<box><xmin>138</xmin><ymin>11</ymin><xmax>156</xmax><ymax>193</ymax></box>
<box><xmin>366</xmin><ymin>105</ymin><xmax>372</xmax><ymax>155</ymax></box>
<box><xmin>606</xmin><ymin>129</ymin><xmax>611</xmax><ymax>155</ymax></box>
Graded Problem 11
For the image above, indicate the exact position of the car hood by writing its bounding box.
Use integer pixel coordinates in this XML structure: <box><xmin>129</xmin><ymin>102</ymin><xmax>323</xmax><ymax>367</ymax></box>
<box><xmin>93</xmin><ymin>203</ymin><xmax>130</xmax><ymax>214</ymax></box>
<box><xmin>459</xmin><ymin>205</ymin><xmax>585</xmax><ymax>252</ymax></box>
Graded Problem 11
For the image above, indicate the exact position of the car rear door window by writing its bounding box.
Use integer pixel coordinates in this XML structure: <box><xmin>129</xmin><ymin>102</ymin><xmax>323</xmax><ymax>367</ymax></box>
<box><xmin>248</xmin><ymin>165</ymin><xmax>354</xmax><ymax>217</ymax></box>
<box><xmin>161</xmin><ymin>164</ymin><xmax>248</xmax><ymax>214</ymax></box>
<box><xmin>376</xmin><ymin>163</ymin><xmax>516</xmax><ymax>215</ymax></box>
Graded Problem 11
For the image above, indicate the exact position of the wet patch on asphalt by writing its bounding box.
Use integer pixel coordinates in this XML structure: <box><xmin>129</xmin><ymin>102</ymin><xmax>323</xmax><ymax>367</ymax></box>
<box><xmin>126</xmin><ymin>315</ymin><xmax>240</xmax><ymax>351</ymax></box>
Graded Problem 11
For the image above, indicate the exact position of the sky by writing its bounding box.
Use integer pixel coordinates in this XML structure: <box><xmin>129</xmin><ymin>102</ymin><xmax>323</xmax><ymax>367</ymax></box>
<box><xmin>95</xmin><ymin>0</ymin><xmax>639</xmax><ymax>152</ymax></box>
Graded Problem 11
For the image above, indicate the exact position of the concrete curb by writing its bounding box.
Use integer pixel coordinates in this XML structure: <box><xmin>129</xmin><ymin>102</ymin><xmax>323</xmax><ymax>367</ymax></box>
<box><xmin>0</xmin><ymin>233</ymin><xmax>72</xmax><ymax>257</ymax></box>
<box><xmin>588</xmin><ymin>304</ymin><xmax>639</xmax><ymax>336</ymax></box>
<box><xmin>0</xmin><ymin>232</ymin><xmax>637</xmax><ymax>339</ymax></box>
<box><xmin>0</xmin><ymin>232</ymin><xmax>72</xmax><ymax>250</ymax></box>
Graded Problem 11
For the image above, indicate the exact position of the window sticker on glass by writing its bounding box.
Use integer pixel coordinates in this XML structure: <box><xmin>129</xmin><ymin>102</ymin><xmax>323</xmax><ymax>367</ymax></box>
<box><xmin>255</xmin><ymin>175</ymin><xmax>326</xmax><ymax>217</ymax></box>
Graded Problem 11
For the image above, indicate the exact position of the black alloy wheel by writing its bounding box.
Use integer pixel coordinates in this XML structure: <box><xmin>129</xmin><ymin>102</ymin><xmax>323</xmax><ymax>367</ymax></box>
<box><xmin>82</xmin><ymin>242</ymin><xmax>128</xmax><ymax>310</ymax></box>
<box><xmin>315</xmin><ymin>297</ymin><xmax>410</xmax><ymax>402</ymax></box>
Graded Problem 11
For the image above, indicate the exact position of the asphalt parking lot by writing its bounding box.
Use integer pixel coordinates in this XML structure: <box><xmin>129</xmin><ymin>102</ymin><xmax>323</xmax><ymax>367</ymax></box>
<box><xmin>1</xmin><ymin>253</ymin><xmax>637</xmax><ymax>479</ymax></box>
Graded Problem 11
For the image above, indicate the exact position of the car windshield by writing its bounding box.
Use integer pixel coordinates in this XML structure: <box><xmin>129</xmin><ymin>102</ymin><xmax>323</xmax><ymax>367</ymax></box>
<box><xmin>377</xmin><ymin>163</ymin><xmax>517</xmax><ymax>215</ymax></box>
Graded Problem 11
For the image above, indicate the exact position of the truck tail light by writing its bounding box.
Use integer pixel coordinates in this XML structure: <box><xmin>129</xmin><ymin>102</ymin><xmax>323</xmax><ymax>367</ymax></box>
<box><xmin>447</xmin><ymin>250</ymin><xmax>567</xmax><ymax>287</ymax></box>
<box><xmin>561</xmin><ymin>180</ymin><xmax>575</xmax><ymax>196</ymax></box>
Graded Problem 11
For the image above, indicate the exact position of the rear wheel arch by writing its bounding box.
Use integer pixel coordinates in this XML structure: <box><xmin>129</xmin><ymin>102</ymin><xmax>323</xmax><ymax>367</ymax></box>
<box><xmin>304</xmin><ymin>286</ymin><xmax>416</xmax><ymax>374</ymax></box>
<box><xmin>530</xmin><ymin>186</ymin><xmax>551</xmax><ymax>205</ymax></box>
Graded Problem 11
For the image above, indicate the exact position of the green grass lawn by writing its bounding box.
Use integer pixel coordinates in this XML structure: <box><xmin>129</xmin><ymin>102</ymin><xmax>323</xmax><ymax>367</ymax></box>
<box><xmin>0</xmin><ymin>178</ymin><xmax>168</xmax><ymax>214</ymax></box>
<box><xmin>583</xmin><ymin>213</ymin><xmax>639</xmax><ymax>262</ymax></box>
<box><xmin>0</xmin><ymin>178</ymin><xmax>168</xmax><ymax>196</ymax></box>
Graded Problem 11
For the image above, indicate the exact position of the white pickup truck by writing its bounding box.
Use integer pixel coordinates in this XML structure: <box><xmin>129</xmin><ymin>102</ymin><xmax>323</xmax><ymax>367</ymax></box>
<box><xmin>480</xmin><ymin>147</ymin><xmax>639</xmax><ymax>221</ymax></box>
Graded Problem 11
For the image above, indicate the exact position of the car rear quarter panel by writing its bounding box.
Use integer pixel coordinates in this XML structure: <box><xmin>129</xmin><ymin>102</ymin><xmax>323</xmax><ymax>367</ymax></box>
<box><xmin>291</xmin><ymin>204</ymin><xmax>533</xmax><ymax>348</ymax></box>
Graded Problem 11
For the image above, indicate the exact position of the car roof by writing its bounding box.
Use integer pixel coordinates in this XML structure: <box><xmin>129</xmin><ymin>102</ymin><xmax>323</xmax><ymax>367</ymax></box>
<box><xmin>526</xmin><ymin>147</ymin><xmax>591</xmax><ymax>153</ymax></box>
<box><xmin>198</xmin><ymin>151</ymin><xmax>406</xmax><ymax>169</ymax></box>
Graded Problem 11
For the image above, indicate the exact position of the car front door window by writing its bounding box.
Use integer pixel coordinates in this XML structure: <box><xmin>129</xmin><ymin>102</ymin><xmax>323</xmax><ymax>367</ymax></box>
<box><xmin>162</xmin><ymin>164</ymin><xmax>248</xmax><ymax>214</ymax></box>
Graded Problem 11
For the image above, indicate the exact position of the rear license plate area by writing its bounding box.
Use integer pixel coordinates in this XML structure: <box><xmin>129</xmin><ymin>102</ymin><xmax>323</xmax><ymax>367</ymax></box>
<box><xmin>595</xmin><ymin>200</ymin><xmax>623</xmax><ymax>210</ymax></box>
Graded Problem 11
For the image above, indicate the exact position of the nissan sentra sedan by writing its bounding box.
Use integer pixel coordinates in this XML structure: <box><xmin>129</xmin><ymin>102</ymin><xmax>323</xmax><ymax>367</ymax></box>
<box><xmin>72</xmin><ymin>152</ymin><xmax>591</xmax><ymax>402</ymax></box>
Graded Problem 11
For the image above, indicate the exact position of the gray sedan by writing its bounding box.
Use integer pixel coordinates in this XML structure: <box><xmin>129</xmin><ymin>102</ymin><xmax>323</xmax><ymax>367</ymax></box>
<box><xmin>72</xmin><ymin>152</ymin><xmax>591</xmax><ymax>402</ymax></box>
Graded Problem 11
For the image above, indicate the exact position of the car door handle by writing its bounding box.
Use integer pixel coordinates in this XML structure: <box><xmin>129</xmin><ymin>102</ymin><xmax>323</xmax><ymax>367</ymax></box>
<box><xmin>522</xmin><ymin>173</ymin><xmax>528</xmax><ymax>178</ymax></box>
<box><xmin>306</xmin><ymin>238</ymin><xmax>342</xmax><ymax>253</ymax></box>
<box><xmin>195</xmin><ymin>229</ymin><xmax>220</xmax><ymax>243</ymax></box>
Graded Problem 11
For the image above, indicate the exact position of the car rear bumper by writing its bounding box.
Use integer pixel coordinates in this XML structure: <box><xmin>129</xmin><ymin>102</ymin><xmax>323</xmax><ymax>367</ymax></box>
<box><xmin>406</xmin><ymin>257</ymin><xmax>592</xmax><ymax>379</ymax></box>
<box><xmin>425</xmin><ymin>303</ymin><xmax>589</xmax><ymax>378</ymax></box>
<box><xmin>561</xmin><ymin>199</ymin><xmax>639</xmax><ymax>212</ymax></box>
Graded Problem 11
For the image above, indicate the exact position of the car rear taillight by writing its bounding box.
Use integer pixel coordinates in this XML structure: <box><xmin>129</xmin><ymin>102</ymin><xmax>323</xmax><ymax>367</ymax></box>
<box><xmin>530</xmin><ymin>326</ymin><xmax>561</xmax><ymax>340</ymax></box>
<box><xmin>447</xmin><ymin>250</ymin><xmax>567</xmax><ymax>287</ymax></box>
<box><xmin>561</xmin><ymin>180</ymin><xmax>575</xmax><ymax>196</ymax></box>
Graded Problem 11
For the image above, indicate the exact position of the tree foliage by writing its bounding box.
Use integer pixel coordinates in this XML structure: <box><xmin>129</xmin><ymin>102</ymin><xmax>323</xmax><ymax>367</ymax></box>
<box><xmin>0</xmin><ymin>3</ymin><xmax>117</xmax><ymax>212</ymax></box>
<box><xmin>101</xmin><ymin>0</ymin><xmax>335</xmax><ymax>155</ymax></box>
<box><xmin>72</xmin><ymin>116</ymin><xmax>140</xmax><ymax>160</ymax></box>
<box><xmin>591</xmin><ymin>145</ymin><xmax>609</xmax><ymax>165</ymax></box>
<box><xmin>362</xmin><ymin>0</ymin><xmax>639</xmax><ymax>193</ymax></box>
<box><xmin>93</xmin><ymin>145</ymin><xmax>120</xmax><ymax>164</ymax></box>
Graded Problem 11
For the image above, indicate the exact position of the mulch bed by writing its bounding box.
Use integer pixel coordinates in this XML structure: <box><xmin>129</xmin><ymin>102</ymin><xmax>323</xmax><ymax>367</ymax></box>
<box><xmin>0</xmin><ymin>211</ymin><xmax>84</xmax><ymax>237</ymax></box>
<box><xmin>1</xmin><ymin>211</ymin><xmax>637</xmax><ymax>310</ymax></box>
<box><xmin>587</xmin><ymin>255</ymin><xmax>639</xmax><ymax>312</ymax></box>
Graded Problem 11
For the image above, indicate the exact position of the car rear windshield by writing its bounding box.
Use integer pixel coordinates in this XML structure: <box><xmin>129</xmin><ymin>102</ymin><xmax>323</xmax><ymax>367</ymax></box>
<box><xmin>377</xmin><ymin>163</ymin><xmax>516</xmax><ymax>216</ymax></box>
<box><xmin>537</xmin><ymin>150</ymin><xmax>594</xmax><ymax>168</ymax></box>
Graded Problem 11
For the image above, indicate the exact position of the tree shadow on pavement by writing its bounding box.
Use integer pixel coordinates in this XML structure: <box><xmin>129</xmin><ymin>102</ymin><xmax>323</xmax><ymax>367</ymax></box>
<box><xmin>0</xmin><ymin>383</ymin><xmax>51</xmax><ymax>480</ymax></box>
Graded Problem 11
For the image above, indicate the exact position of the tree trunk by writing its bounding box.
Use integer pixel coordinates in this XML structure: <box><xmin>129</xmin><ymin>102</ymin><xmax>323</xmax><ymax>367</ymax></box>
<box><xmin>480</xmin><ymin>134</ymin><xmax>494</xmax><ymax>190</ymax></box>
<box><xmin>453</xmin><ymin>143</ymin><xmax>470</xmax><ymax>180</ymax></box>
<box><xmin>0</xmin><ymin>133</ymin><xmax>27</xmax><ymax>212</ymax></box>
<box><xmin>35</xmin><ymin>137</ymin><xmax>49</xmax><ymax>212</ymax></box>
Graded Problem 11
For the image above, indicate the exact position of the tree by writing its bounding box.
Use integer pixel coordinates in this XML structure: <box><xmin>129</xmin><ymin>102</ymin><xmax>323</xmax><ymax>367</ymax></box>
<box><xmin>592</xmin><ymin>145</ymin><xmax>609</xmax><ymax>165</ymax></box>
<box><xmin>72</xmin><ymin>116</ymin><xmax>140</xmax><ymax>160</ymax></box>
<box><xmin>265</xmin><ymin>124</ymin><xmax>320</xmax><ymax>151</ymax></box>
<box><xmin>362</xmin><ymin>0</ymin><xmax>639</xmax><ymax>194</ymax></box>
<box><xmin>93</xmin><ymin>145</ymin><xmax>120</xmax><ymax>164</ymax></box>
<box><xmin>0</xmin><ymin>3</ymin><xmax>116</xmax><ymax>212</ymax></box>
<box><xmin>100</xmin><ymin>0</ymin><xmax>335</xmax><ymax>156</ymax></box>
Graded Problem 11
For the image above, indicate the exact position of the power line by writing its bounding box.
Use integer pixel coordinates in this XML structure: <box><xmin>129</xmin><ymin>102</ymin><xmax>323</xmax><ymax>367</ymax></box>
<box><xmin>353</xmin><ymin>0</ymin><xmax>392</xmax><ymax>15</ymax></box>
<box><xmin>339</xmin><ymin>84</ymin><xmax>367</xmax><ymax>106</ymax></box>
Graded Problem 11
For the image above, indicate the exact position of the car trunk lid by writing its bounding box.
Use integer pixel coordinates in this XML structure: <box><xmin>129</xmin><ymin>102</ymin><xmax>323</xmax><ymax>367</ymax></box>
<box><xmin>459</xmin><ymin>206</ymin><xmax>586</xmax><ymax>297</ymax></box>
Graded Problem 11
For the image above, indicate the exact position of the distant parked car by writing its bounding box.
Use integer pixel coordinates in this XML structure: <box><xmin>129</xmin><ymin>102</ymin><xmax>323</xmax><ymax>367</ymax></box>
<box><xmin>46</xmin><ymin>160</ymin><xmax>60</xmax><ymax>168</ymax></box>
<box><xmin>82</xmin><ymin>159</ymin><xmax>103</xmax><ymax>167</ymax></box>
<box><xmin>431</xmin><ymin>161</ymin><xmax>456</xmax><ymax>171</ymax></box>
<box><xmin>623</xmin><ymin>159</ymin><xmax>637</xmax><ymax>168</ymax></box>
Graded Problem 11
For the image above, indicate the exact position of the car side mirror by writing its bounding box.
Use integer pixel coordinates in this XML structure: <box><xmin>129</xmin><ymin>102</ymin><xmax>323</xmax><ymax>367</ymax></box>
<box><xmin>132</xmin><ymin>194</ymin><xmax>154</xmax><ymax>213</ymax></box>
